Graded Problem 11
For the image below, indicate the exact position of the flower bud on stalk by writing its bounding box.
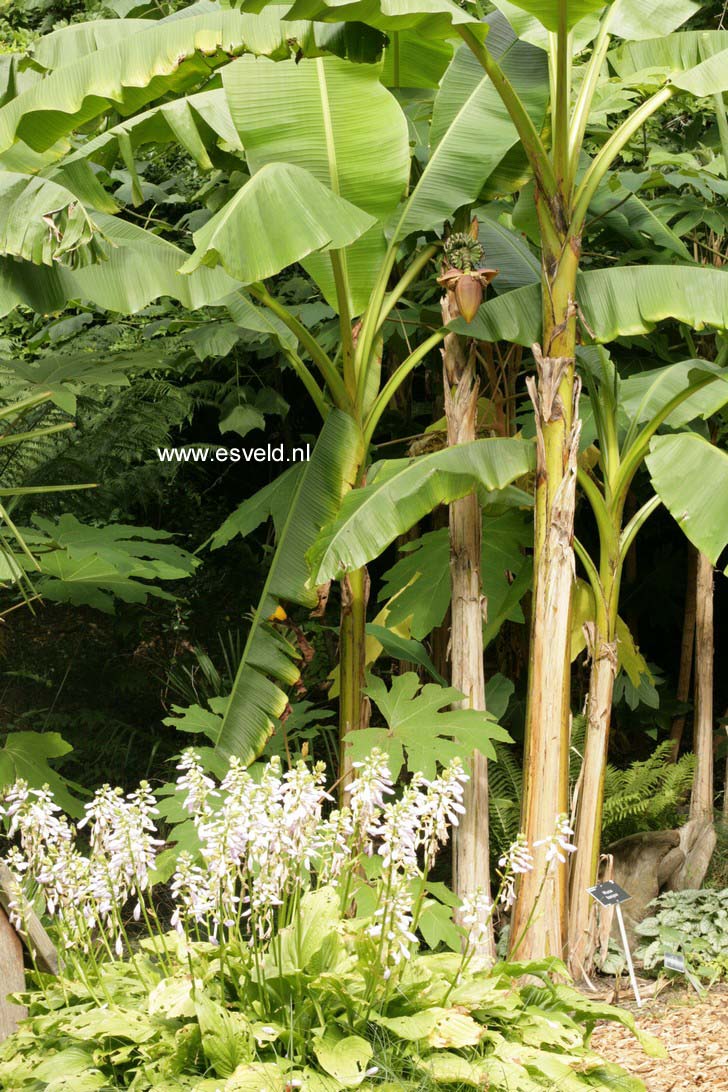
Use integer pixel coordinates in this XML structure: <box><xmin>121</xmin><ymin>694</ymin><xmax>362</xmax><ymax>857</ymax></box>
<box><xmin>438</xmin><ymin>219</ymin><xmax>498</xmax><ymax>323</ymax></box>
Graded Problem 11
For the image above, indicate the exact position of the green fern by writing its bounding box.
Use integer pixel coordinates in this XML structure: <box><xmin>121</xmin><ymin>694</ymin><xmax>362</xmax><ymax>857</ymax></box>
<box><xmin>489</xmin><ymin>734</ymin><xmax>696</xmax><ymax>860</ymax></box>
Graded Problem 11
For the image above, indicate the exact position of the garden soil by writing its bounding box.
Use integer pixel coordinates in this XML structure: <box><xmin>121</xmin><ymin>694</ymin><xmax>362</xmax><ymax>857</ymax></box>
<box><xmin>590</xmin><ymin>983</ymin><xmax>728</xmax><ymax>1090</ymax></box>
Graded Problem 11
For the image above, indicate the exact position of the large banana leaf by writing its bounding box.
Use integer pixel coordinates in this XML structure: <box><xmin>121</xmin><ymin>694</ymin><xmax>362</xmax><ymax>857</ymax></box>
<box><xmin>62</xmin><ymin>90</ymin><xmax>241</xmax><ymax>183</ymax></box>
<box><xmin>381</xmin><ymin>31</ymin><xmax>453</xmax><ymax>88</ymax></box>
<box><xmin>223</xmin><ymin>54</ymin><xmax>409</xmax><ymax>314</ymax></box>
<box><xmin>457</xmin><ymin>266</ymin><xmax>728</xmax><ymax>344</ymax></box>
<box><xmin>646</xmin><ymin>434</ymin><xmax>728</xmax><ymax>570</ymax></box>
<box><xmin>475</xmin><ymin>209</ymin><xmax>540</xmax><ymax>293</ymax></box>
<box><xmin>619</xmin><ymin>360</ymin><xmax>728</xmax><ymax>428</ymax></box>
<box><xmin>213</xmin><ymin>409</ymin><xmax>362</xmax><ymax>760</ymax></box>
<box><xmin>610</xmin><ymin>29</ymin><xmax>728</xmax><ymax>77</ymax></box>
<box><xmin>608</xmin><ymin>0</ymin><xmax>698</xmax><ymax>42</ymax></box>
<box><xmin>0</xmin><ymin>214</ymin><xmax>237</xmax><ymax>316</ymax></box>
<box><xmin>396</xmin><ymin>15</ymin><xmax>548</xmax><ymax>237</ymax></box>
<box><xmin>239</xmin><ymin>0</ymin><xmax>475</xmax><ymax>37</ymax></box>
<box><xmin>181</xmin><ymin>163</ymin><xmax>376</xmax><ymax>283</ymax></box>
<box><xmin>499</xmin><ymin>0</ymin><xmax>606</xmax><ymax>32</ymax></box>
<box><xmin>31</xmin><ymin>18</ymin><xmax>151</xmax><ymax>69</ymax></box>
<box><xmin>0</xmin><ymin>7</ymin><xmax>370</xmax><ymax>156</ymax></box>
<box><xmin>310</xmin><ymin>437</ymin><xmax>534</xmax><ymax>583</ymax></box>
<box><xmin>0</xmin><ymin>172</ymin><xmax>109</xmax><ymax>268</ymax></box>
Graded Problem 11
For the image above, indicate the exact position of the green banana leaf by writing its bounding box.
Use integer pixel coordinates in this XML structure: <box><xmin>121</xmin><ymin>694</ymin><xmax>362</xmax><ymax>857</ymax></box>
<box><xmin>502</xmin><ymin>0</ymin><xmax>605</xmax><ymax>32</ymax></box>
<box><xmin>646</xmin><ymin>434</ymin><xmax>728</xmax><ymax>571</ymax></box>
<box><xmin>0</xmin><ymin>172</ymin><xmax>109</xmax><ymax>268</ymax></box>
<box><xmin>0</xmin><ymin>213</ymin><xmax>238</xmax><ymax>316</ymax></box>
<box><xmin>0</xmin><ymin>6</ymin><xmax>373</xmax><ymax>156</ymax></box>
<box><xmin>223</xmin><ymin>53</ymin><xmax>409</xmax><ymax>314</ymax></box>
<box><xmin>396</xmin><ymin>15</ymin><xmax>548</xmax><ymax>238</ymax></box>
<box><xmin>457</xmin><ymin>266</ymin><xmax>728</xmax><ymax>344</ymax></box>
<box><xmin>213</xmin><ymin>409</ymin><xmax>362</xmax><ymax>760</ymax></box>
<box><xmin>181</xmin><ymin>163</ymin><xmax>376</xmax><ymax>284</ymax></box>
<box><xmin>619</xmin><ymin>360</ymin><xmax>728</xmax><ymax>428</ymax></box>
<box><xmin>238</xmin><ymin>0</ymin><xmax>475</xmax><ymax>38</ymax></box>
<box><xmin>610</xmin><ymin>28</ymin><xmax>728</xmax><ymax>77</ymax></box>
<box><xmin>310</xmin><ymin>437</ymin><xmax>534</xmax><ymax>583</ymax></box>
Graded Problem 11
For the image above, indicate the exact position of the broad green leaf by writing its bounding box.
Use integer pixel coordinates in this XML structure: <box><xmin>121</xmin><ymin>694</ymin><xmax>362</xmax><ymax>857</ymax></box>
<box><xmin>0</xmin><ymin>7</ymin><xmax>377</xmax><ymax>155</ymax></box>
<box><xmin>670</xmin><ymin>49</ymin><xmax>728</xmax><ymax>97</ymax></box>
<box><xmin>181</xmin><ymin>163</ymin><xmax>376</xmax><ymax>284</ymax></box>
<box><xmin>366</xmin><ymin>622</ymin><xmax>446</xmax><ymax>683</ymax></box>
<box><xmin>225</xmin><ymin>292</ymin><xmax>298</xmax><ymax>352</ymax></box>
<box><xmin>31</xmin><ymin>18</ymin><xmax>152</xmax><ymax>70</ymax></box>
<box><xmin>398</xmin><ymin>21</ymin><xmax>548</xmax><ymax>237</ymax></box>
<box><xmin>310</xmin><ymin>438</ymin><xmax>534</xmax><ymax>583</ymax></box>
<box><xmin>646</xmin><ymin>434</ymin><xmax>728</xmax><ymax>569</ymax></box>
<box><xmin>62</xmin><ymin>90</ymin><xmax>242</xmax><ymax>181</ymax></box>
<box><xmin>476</xmin><ymin>210</ymin><xmax>540</xmax><ymax>294</ymax></box>
<box><xmin>209</xmin><ymin>464</ymin><xmax>303</xmax><ymax>549</ymax></box>
<box><xmin>213</xmin><ymin>410</ymin><xmax>361</xmax><ymax>760</ymax></box>
<box><xmin>28</xmin><ymin>514</ymin><xmax>197</xmax><ymax>613</ymax></box>
<box><xmin>501</xmin><ymin>0</ymin><xmax>606</xmax><ymax>33</ymax></box>
<box><xmin>0</xmin><ymin>730</ymin><xmax>80</xmax><ymax>815</ymax></box>
<box><xmin>492</xmin><ymin>0</ymin><xmax>600</xmax><ymax>49</ymax></box>
<box><xmin>223</xmin><ymin>54</ymin><xmax>409</xmax><ymax>314</ymax></box>
<box><xmin>361</xmin><ymin>673</ymin><xmax>512</xmax><ymax>779</ymax></box>
<box><xmin>0</xmin><ymin>173</ymin><xmax>109</xmax><ymax>268</ymax></box>
<box><xmin>195</xmin><ymin>996</ymin><xmax>252</xmax><ymax>1077</ymax></box>
<box><xmin>0</xmin><ymin>214</ymin><xmax>238</xmax><ymax>316</ymax></box>
<box><xmin>381</xmin><ymin>31</ymin><xmax>453</xmax><ymax>88</ymax></box>
<box><xmin>610</xmin><ymin>29</ymin><xmax>728</xmax><ymax>78</ymax></box>
<box><xmin>312</xmin><ymin>1032</ymin><xmax>373</xmax><ymax>1088</ymax></box>
<box><xmin>608</xmin><ymin>0</ymin><xmax>698</xmax><ymax>42</ymax></box>
<box><xmin>243</xmin><ymin>0</ymin><xmax>476</xmax><ymax>38</ymax></box>
<box><xmin>266</xmin><ymin>886</ymin><xmax>340</xmax><ymax>975</ymax></box>
<box><xmin>619</xmin><ymin>360</ymin><xmax>728</xmax><ymax>428</ymax></box>
<box><xmin>458</xmin><ymin>266</ymin><xmax>728</xmax><ymax>344</ymax></box>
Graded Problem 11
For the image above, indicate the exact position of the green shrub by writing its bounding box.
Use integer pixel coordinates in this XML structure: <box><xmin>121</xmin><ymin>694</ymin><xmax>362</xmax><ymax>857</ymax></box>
<box><xmin>636</xmin><ymin>888</ymin><xmax>728</xmax><ymax>980</ymax></box>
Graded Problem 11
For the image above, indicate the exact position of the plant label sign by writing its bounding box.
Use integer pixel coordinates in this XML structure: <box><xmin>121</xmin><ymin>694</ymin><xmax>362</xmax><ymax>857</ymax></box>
<box><xmin>663</xmin><ymin>951</ymin><xmax>703</xmax><ymax>995</ymax></box>
<box><xmin>663</xmin><ymin>951</ymin><xmax>685</xmax><ymax>973</ymax></box>
<box><xmin>587</xmin><ymin>882</ymin><xmax>642</xmax><ymax>1008</ymax></box>
<box><xmin>587</xmin><ymin>881</ymin><xmax>631</xmax><ymax>907</ymax></box>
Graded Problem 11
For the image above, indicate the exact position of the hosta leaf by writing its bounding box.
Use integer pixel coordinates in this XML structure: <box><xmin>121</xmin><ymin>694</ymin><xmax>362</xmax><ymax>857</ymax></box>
<box><xmin>312</xmin><ymin>1033</ymin><xmax>373</xmax><ymax>1088</ymax></box>
<box><xmin>181</xmin><ymin>163</ymin><xmax>376</xmax><ymax>284</ymax></box>
<box><xmin>310</xmin><ymin>438</ymin><xmax>534</xmax><ymax>583</ymax></box>
<box><xmin>646</xmin><ymin>434</ymin><xmax>728</xmax><ymax>569</ymax></box>
<box><xmin>459</xmin><ymin>266</ymin><xmax>728</xmax><ymax>345</ymax></box>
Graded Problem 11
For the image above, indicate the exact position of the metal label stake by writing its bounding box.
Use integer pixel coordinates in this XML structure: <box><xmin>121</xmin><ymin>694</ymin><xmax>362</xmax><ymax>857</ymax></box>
<box><xmin>587</xmin><ymin>881</ymin><xmax>642</xmax><ymax>1008</ymax></box>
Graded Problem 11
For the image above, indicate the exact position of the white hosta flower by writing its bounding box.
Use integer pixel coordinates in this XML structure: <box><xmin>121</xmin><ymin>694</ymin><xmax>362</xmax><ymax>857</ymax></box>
<box><xmin>417</xmin><ymin>759</ymin><xmax>469</xmax><ymax>866</ymax></box>
<box><xmin>498</xmin><ymin>833</ymin><xmax>534</xmax><ymax>875</ymax></box>
<box><xmin>176</xmin><ymin>749</ymin><xmax>218</xmax><ymax>817</ymax></box>
<box><xmin>460</xmin><ymin>888</ymin><xmax>493</xmax><ymax>953</ymax></box>
<box><xmin>346</xmin><ymin>748</ymin><xmax>394</xmax><ymax>840</ymax></box>
<box><xmin>534</xmin><ymin>813</ymin><xmax>577</xmax><ymax>867</ymax></box>
<box><xmin>369</xmin><ymin>876</ymin><xmax>418</xmax><ymax>971</ymax></box>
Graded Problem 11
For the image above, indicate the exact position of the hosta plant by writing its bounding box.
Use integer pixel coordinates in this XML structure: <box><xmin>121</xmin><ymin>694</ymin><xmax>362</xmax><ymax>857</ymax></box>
<box><xmin>0</xmin><ymin>752</ymin><xmax>661</xmax><ymax>1090</ymax></box>
<box><xmin>636</xmin><ymin>889</ymin><xmax>728</xmax><ymax>982</ymax></box>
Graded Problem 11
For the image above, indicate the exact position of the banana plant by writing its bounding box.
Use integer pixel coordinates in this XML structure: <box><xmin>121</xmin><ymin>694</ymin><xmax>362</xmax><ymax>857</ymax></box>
<box><xmin>567</xmin><ymin>346</ymin><xmax>728</xmax><ymax>976</ymax></box>
<box><xmin>230</xmin><ymin>0</ymin><xmax>728</xmax><ymax>958</ymax></box>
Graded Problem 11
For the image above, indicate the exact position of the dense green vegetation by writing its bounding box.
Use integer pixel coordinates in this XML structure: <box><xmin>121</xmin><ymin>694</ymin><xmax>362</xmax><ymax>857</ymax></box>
<box><xmin>0</xmin><ymin>0</ymin><xmax>726</xmax><ymax>1087</ymax></box>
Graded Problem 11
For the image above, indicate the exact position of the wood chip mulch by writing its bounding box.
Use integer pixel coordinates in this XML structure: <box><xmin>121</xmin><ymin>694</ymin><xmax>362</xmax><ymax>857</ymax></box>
<box><xmin>590</xmin><ymin>982</ymin><xmax>728</xmax><ymax>1091</ymax></box>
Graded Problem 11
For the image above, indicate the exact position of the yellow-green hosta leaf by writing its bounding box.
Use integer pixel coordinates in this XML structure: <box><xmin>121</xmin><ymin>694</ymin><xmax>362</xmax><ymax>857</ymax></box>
<box><xmin>180</xmin><ymin>163</ymin><xmax>376</xmax><ymax>284</ymax></box>
<box><xmin>646</xmin><ymin>433</ymin><xmax>728</xmax><ymax>569</ymax></box>
<box><xmin>312</xmin><ymin>1032</ymin><xmax>373</xmax><ymax>1087</ymax></box>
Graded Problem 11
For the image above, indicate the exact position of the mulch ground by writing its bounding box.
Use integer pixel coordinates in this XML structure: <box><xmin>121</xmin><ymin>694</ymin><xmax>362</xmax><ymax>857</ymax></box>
<box><xmin>590</xmin><ymin>982</ymin><xmax>728</xmax><ymax>1090</ymax></box>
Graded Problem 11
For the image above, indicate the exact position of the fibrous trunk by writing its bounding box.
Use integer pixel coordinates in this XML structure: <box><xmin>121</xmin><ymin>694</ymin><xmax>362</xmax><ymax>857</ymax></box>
<box><xmin>668</xmin><ymin>551</ymin><xmax>716</xmax><ymax>889</ymax></box>
<box><xmin>338</xmin><ymin>565</ymin><xmax>370</xmax><ymax>795</ymax></box>
<box><xmin>509</xmin><ymin>241</ymin><xmax>580</xmax><ymax>961</ymax></box>
<box><xmin>567</xmin><ymin>626</ymin><xmax>617</xmax><ymax>978</ymax></box>
<box><xmin>669</xmin><ymin>545</ymin><xmax>698</xmax><ymax>761</ymax></box>
<box><xmin>441</xmin><ymin>288</ymin><xmax>496</xmax><ymax>964</ymax></box>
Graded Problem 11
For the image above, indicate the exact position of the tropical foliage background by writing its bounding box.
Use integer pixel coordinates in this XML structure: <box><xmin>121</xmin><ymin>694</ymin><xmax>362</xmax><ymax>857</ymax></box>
<box><xmin>0</xmin><ymin>0</ymin><xmax>726</xmax><ymax>1086</ymax></box>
